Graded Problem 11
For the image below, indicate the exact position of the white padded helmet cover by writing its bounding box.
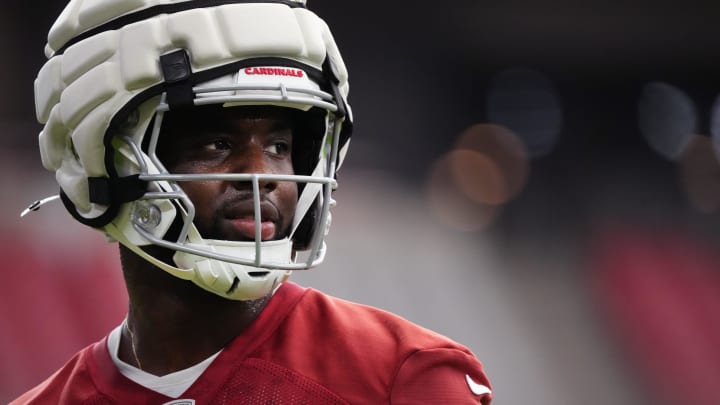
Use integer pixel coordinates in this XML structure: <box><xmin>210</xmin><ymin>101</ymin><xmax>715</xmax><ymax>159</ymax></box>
<box><xmin>35</xmin><ymin>0</ymin><xmax>349</xmax><ymax>220</ymax></box>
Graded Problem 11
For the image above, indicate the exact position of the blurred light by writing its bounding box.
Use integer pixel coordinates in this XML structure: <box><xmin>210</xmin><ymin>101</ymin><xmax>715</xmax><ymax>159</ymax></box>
<box><xmin>709</xmin><ymin>93</ymin><xmax>720</xmax><ymax>159</ymax></box>
<box><xmin>425</xmin><ymin>152</ymin><xmax>500</xmax><ymax>232</ymax></box>
<box><xmin>678</xmin><ymin>135</ymin><xmax>720</xmax><ymax>214</ymax></box>
<box><xmin>449</xmin><ymin>150</ymin><xmax>506</xmax><ymax>204</ymax></box>
<box><xmin>637</xmin><ymin>82</ymin><xmax>696</xmax><ymax>161</ymax></box>
<box><xmin>485</xmin><ymin>67</ymin><xmax>563</xmax><ymax>158</ymax></box>
<box><xmin>454</xmin><ymin>124</ymin><xmax>529</xmax><ymax>204</ymax></box>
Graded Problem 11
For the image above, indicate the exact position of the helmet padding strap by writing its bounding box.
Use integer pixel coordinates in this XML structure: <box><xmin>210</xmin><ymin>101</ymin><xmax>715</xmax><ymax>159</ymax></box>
<box><xmin>88</xmin><ymin>175</ymin><xmax>147</xmax><ymax>205</ymax></box>
<box><xmin>160</xmin><ymin>50</ymin><xmax>195</xmax><ymax>110</ymax></box>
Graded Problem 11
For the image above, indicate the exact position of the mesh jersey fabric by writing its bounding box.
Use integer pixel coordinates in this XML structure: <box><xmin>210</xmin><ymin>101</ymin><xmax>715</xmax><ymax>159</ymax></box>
<box><xmin>11</xmin><ymin>282</ymin><xmax>492</xmax><ymax>404</ymax></box>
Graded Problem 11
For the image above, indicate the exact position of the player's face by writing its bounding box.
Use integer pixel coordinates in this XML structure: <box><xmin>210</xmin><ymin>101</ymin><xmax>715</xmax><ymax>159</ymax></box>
<box><xmin>157</xmin><ymin>106</ymin><xmax>298</xmax><ymax>242</ymax></box>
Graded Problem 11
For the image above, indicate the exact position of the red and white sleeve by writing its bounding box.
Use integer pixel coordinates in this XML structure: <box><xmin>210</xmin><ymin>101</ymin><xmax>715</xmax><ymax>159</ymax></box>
<box><xmin>390</xmin><ymin>347</ymin><xmax>493</xmax><ymax>405</ymax></box>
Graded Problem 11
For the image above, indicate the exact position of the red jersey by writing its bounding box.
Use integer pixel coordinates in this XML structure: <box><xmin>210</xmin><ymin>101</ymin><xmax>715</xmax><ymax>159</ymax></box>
<box><xmin>11</xmin><ymin>282</ymin><xmax>492</xmax><ymax>404</ymax></box>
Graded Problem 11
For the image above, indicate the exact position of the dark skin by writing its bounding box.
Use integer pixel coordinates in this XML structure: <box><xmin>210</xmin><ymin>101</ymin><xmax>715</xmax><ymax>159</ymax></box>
<box><xmin>118</xmin><ymin>106</ymin><xmax>299</xmax><ymax>376</ymax></box>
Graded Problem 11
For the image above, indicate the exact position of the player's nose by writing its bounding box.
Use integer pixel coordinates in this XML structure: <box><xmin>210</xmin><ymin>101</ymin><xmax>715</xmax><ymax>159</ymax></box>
<box><xmin>229</xmin><ymin>145</ymin><xmax>278</xmax><ymax>192</ymax></box>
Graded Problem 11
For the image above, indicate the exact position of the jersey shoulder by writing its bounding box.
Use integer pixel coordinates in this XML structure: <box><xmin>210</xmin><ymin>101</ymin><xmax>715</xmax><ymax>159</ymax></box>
<box><xmin>310</xmin><ymin>288</ymin><xmax>493</xmax><ymax>404</ymax></box>
<box><xmin>391</xmin><ymin>346</ymin><xmax>493</xmax><ymax>404</ymax></box>
<box><xmin>300</xmin><ymin>286</ymin><xmax>476</xmax><ymax>353</ymax></box>
<box><xmin>257</xmin><ymin>284</ymin><xmax>493</xmax><ymax>404</ymax></box>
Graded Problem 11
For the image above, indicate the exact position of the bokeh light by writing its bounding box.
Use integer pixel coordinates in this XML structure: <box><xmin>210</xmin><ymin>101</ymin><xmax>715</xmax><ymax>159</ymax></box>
<box><xmin>709</xmin><ymin>93</ymin><xmax>720</xmax><ymax>160</ymax></box>
<box><xmin>678</xmin><ymin>135</ymin><xmax>720</xmax><ymax>214</ymax></box>
<box><xmin>637</xmin><ymin>82</ymin><xmax>696</xmax><ymax>161</ymax></box>
<box><xmin>448</xmin><ymin>149</ymin><xmax>506</xmax><ymax>205</ymax></box>
<box><xmin>425</xmin><ymin>123</ymin><xmax>531</xmax><ymax>232</ymax></box>
<box><xmin>485</xmin><ymin>67</ymin><xmax>563</xmax><ymax>158</ymax></box>
<box><xmin>425</xmin><ymin>152</ymin><xmax>501</xmax><ymax>232</ymax></box>
<box><xmin>453</xmin><ymin>124</ymin><xmax>529</xmax><ymax>204</ymax></box>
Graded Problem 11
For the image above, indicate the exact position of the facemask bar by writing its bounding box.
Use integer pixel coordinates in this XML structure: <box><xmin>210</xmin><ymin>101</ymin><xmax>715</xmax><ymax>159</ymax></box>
<box><xmin>117</xmin><ymin>80</ymin><xmax>344</xmax><ymax>270</ymax></box>
<box><xmin>306</xmin><ymin>112</ymin><xmax>342</xmax><ymax>267</ymax></box>
<box><xmin>191</xmin><ymin>82</ymin><xmax>338</xmax><ymax>112</ymax></box>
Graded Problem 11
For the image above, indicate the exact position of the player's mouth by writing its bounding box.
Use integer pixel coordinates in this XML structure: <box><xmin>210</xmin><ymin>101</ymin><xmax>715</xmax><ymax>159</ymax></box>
<box><xmin>229</xmin><ymin>217</ymin><xmax>276</xmax><ymax>240</ymax></box>
<box><xmin>224</xmin><ymin>200</ymin><xmax>281</xmax><ymax>241</ymax></box>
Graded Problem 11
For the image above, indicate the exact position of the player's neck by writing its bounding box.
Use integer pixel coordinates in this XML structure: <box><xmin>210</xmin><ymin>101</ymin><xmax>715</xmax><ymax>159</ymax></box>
<box><xmin>118</xmin><ymin>244</ymin><xmax>271</xmax><ymax>376</ymax></box>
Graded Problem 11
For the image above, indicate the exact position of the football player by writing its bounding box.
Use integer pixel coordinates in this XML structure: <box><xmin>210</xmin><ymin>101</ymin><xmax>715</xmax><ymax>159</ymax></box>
<box><xmin>13</xmin><ymin>0</ymin><xmax>493</xmax><ymax>403</ymax></box>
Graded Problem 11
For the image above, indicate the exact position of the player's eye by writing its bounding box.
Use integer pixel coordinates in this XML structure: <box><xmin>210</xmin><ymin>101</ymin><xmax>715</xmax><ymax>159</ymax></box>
<box><xmin>265</xmin><ymin>140</ymin><xmax>290</xmax><ymax>155</ymax></box>
<box><xmin>202</xmin><ymin>139</ymin><xmax>231</xmax><ymax>151</ymax></box>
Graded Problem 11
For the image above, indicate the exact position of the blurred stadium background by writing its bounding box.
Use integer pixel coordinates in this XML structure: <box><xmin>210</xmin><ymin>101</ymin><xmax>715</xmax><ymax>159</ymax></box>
<box><xmin>3</xmin><ymin>1</ymin><xmax>720</xmax><ymax>404</ymax></box>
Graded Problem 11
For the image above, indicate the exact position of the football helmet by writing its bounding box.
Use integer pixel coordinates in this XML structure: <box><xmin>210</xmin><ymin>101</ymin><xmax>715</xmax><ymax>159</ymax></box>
<box><xmin>33</xmin><ymin>0</ymin><xmax>352</xmax><ymax>300</ymax></box>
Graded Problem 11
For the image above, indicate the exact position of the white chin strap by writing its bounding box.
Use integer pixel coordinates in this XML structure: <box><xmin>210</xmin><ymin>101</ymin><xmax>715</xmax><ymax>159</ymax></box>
<box><xmin>105</xmin><ymin>220</ymin><xmax>293</xmax><ymax>301</ymax></box>
<box><xmin>173</xmin><ymin>236</ymin><xmax>294</xmax><ymax>301</ymax></box>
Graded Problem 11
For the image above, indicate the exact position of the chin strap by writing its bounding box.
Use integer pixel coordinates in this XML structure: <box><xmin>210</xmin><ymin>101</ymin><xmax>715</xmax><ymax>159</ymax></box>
<box><xmin>104</xmin><ymin>221</ymin><xmax>196</xmax><ymax>280</ymax></box>
<box><xmin>105</xmin><ymin>218</ymin><xmax>292</xmax><ymax>301</ymax></box>
<box><xmin>173</xmin><ymin>237</ymin><xmax>293</xmax><ymax>299</ymax></box>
